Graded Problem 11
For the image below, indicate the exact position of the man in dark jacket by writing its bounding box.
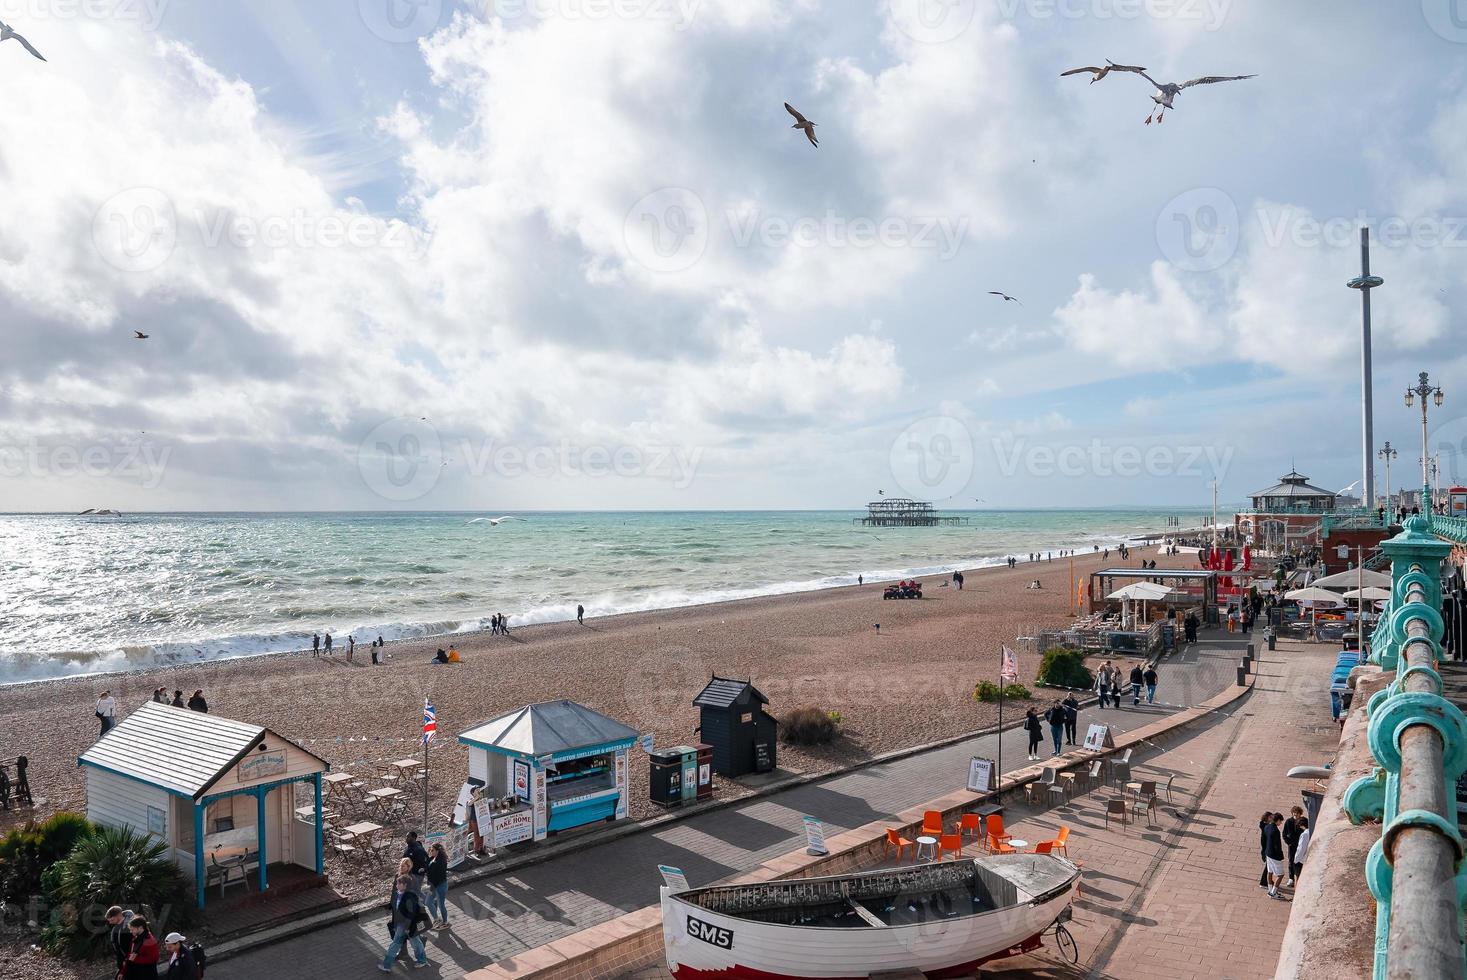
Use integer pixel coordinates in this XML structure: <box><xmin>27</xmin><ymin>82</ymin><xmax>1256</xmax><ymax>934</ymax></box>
<box><xmin>1061</xmin><ymin>693</ymin><xmax>1079</xmax><ymax>745</ymax></box>
<box><xmin>106</xmin><ymin>906</ymin><xmax>134</xmax><ymax>975</ymax></box>
<box><xmin>380</xmin><ymin>875</ymin><xmax>429</xmax><ymax>971</ymax></box>
<box><xmin>1264</xmin><ymin>813</ymin><xmax>1288</xmax><ymax>898</ymax></box>
<box><xmin>1143</xmin><ymin>665</ymin><xmax>1159</xmax><ymax>704</ymax></box>
<box><xmin>161</xmin><ymin>932</ymin><xmax>197</xmax><ymax>979</ymax></box>
<box><xmin>1046</xmin><ymin>701</ymin><xmax>1066</xmax><ymax>757</ymax></box>
<box><xmin>403</xmin><ymin>831</ymin><xmax>430</xmax><ymax>893</ymax></box>
<box><xmin>1282</xmin><ymin>805</ymin><xmax>1304</xmax><ymax>887</ymax></box>
<box><xmin>1129</xmin><ymin>665</ymin><xmax>1145</xmax><ymax>706</ymax></box>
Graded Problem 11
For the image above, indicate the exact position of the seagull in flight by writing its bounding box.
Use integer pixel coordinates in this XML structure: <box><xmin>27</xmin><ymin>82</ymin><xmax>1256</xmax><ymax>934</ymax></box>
<box><xmin>0</xmin><ymin>19</ymin><xmax>45</xmax><ymax>61</ymax></box>
<box><xmin>465</xmin><ymin>516</ymin><xmax>520</xmax><ymax>526</ymax></box>
<box><xmin>784</xmin><ymin>103</ymin><xmax>818</xmax><ymax>147</ymax></box>
<box><xmin>1062</xmin><ymin>59</ymin><xmax>1256</xmax><ymax>124</ymax></box>
<box><xmin>988</xmin><ymin>291</ymin><xmax>1021</xmax><ymax>305</ymax></box>
<box><xmin>133</xmin><ymin>331</ymin><xmax>149</xmax><ymax>339</ymax></box>
<box><xmin>1059</xmin><ymin>61</ymin><xmax>1145</xmax><ymax>85</ymax></box>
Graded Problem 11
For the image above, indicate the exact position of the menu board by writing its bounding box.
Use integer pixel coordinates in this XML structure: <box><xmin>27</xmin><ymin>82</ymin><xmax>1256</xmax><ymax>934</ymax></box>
<box><xmin>513</xmin><ymin>759</ymin><xmax>530</xmax><ymax>802</ymax></box>
<box><xmin>1083</xmin><ymin>724</ymin><xmax>1115</xmax><ymax>751</ymax></box>
<box><xmin>967</xmin><ymin>757</ymin><xmax>995</xmax><ymax>793</ymax></box>
<box><xmin>615</xmin><ymin>749</ymin><xmax>629</xmax><ymax>819</ymax></box>
<box><xmin>532</xmin><ymin>768</ymin><xmax>548</xmax><ymax>842</ymax></box>
<box><xmin>492</xmin><ymin>808</ymin><xmax>534</xmax><ymax>848</ymax></box>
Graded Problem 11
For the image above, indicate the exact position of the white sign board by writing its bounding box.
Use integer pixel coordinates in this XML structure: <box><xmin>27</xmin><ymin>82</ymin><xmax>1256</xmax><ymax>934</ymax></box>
<box><xmin>659</xmin><ymin>865</ymin><xmax>690</xmax><ymax>892</ymax></box>
<box><xmin>967</xmin><ymin>757</ymin><xmax>996</xmax><ymax>793</ymax></box>
<box><xmin>802</xmin><ymin>816</ymin><xmax>829</xmax><ymax>856</ymax></box>
<box><xmin>1083</xmin><ymin>724</ymin><xmax>1115</xmax><ymax>752</ymax></box>
<box><xmin>640</xmin><ymin>733</ymin><xmax>655</xmax><ymax>753</ymax></box>
<box><xmin>492</xmin><ymin>808</ymin><xmax>534</xmax><ymax>848</ymax></box>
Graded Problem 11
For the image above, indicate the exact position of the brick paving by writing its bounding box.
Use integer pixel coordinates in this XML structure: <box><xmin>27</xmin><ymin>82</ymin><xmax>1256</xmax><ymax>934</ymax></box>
<box><xmin>208</xmin><ymin>639</ymin><xmax>1243</xmax><ymax>979</ymax></box>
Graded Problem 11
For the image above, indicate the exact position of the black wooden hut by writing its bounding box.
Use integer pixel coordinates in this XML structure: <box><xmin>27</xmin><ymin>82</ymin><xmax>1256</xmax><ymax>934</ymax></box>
<box><xmin>693</xmin><ymin>676</ymin><xmax>777</xmax><ymax>777</ymax></box>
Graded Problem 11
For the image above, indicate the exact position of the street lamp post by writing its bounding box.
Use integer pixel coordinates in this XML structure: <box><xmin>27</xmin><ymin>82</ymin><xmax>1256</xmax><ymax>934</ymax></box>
<box><xmin>1379</xmin><ymin>442</ymin><xmax>1397</xmax><ymax>517</ymax></box>
<box><xmin>1405</xmin><ymin>371</ymin><xmax>1445</xmax><ymax>513</ymax></box>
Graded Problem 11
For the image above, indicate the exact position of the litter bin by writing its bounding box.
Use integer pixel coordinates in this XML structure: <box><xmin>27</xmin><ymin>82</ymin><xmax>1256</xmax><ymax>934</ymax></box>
<box><xmin>650</xmin><ymin>749</ymin><xmax>690</xmax><ymax>806</ymax></box>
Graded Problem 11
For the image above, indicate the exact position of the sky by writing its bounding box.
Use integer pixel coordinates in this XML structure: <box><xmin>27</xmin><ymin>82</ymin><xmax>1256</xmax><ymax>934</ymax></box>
<box><xmin>2</xmin><ymin>0</ymin><xmax>1467</xmax><ymax>512</ymax></box>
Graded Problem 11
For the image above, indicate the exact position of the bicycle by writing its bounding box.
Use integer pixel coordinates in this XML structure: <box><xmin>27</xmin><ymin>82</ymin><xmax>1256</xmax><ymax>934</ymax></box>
<box><xmin>1043</xmin><ymin>913</ymin><xmax>1079</xmax><ymax>964</ymax></box>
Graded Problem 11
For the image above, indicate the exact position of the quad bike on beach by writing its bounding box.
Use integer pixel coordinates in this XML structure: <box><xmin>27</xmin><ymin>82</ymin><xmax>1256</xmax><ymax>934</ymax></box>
<box><xmin>883</xmin><ymin>580</ymin><xmax>923</xmax><ymax>600</ymax></box>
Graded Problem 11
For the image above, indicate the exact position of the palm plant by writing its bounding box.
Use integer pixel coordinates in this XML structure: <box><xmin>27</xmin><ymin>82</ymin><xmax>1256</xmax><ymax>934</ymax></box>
<box><xmin>43</xmin><ymin>825</ymin><xmax>190</xmax><ymax>958</ymax></box>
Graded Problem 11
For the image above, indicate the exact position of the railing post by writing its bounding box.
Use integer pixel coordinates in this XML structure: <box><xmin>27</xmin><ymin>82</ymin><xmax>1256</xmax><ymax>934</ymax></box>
<box><xmin>1345</xmin><ymin>515</ymin><xmax>1467</xmax><ymax>980</ymax></box>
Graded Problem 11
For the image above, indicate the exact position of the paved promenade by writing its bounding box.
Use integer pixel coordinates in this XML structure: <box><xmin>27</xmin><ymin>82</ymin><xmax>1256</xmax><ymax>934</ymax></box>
<box><xmin>210</xmin><ymin>639</ymin><xmax>1242</xmax><ymax>979</ymax></box>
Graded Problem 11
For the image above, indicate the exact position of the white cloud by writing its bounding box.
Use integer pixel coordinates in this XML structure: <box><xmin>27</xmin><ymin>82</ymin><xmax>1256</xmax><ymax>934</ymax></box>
<box><xmin>1053</xmin><ymin>262</ymin><xmax>1213</xmax><ymax>368</ymax></box>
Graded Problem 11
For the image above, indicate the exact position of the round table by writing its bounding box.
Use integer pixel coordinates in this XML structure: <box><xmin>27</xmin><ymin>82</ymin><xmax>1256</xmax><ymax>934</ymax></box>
<box><xmin>915</xmin><ymin>835</ymin><xmax>938</xmax><ymax>861</ymax></box>
<box><xmin>1008</xmin><ymin>839</ymin><xmax>1029</xmax><ymax>851</ymax></box>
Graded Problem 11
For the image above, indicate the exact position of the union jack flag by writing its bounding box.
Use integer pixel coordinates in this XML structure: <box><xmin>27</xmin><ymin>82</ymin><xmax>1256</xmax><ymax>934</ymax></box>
<box><xmin>422</xmin><ymin>699</ymin><xmax>437</xmax><ymax>746</ymax></box>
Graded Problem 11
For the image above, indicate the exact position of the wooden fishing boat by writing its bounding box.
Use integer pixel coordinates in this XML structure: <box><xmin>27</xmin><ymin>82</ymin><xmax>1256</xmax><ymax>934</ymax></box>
<box><xmin>661</xmin><ymin>854</ymin><xmax>1079</xmax><ymax>978</ymax></box>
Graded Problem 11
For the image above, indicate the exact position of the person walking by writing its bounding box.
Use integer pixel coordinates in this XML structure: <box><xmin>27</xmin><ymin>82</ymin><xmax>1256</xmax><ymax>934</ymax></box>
<box><xmin>313</xmin><ymin>632</ymin><xmax>321</xmax><ymax>657</ymax></box>
<box><xmin>106</xmin><ymin>906</ymin><xmax>134</xmax><ymax>976</ymax></box>
<box><xmin>1046</xmin><ymin>700</ymin><xmax>1066</xmax><ymax>757</ymax></box>
<box><xmin>1094</xmin><ymin>662</ymin><xmax>1111</xmax><ymax>709</ymax></box>
<box><xmin>1108</xmin><ymin>666</ymin><xmax>1121</xmax><ymax>709</ymax></box>
<box><xmin>324</xmin><ymin>632</ymin><xmax>333</xmax><ymax>655</ymax></box>
<box><xmin>1264</xmin><ymin>813</ymin><xmax>1288</xmax><ymax>898</ymax></box>
<box><xmin>1024</xmin><ymin>707</ymin><xmax>1043</xmax><ymax>761</ymax></box>
<box><xmin>372</xmin><ymin>638</ymin><xmax>381</xmax><ymax>665</ymax></box>
<box><xmin>1062</xmin><ymin>693</ymin><xmax>1079</xmax><ymax>745</ymax></box>
<box><xmin>403</xmin><ymin>831</ymin><xmax>430</xmax><ymax>895</ymax></box>
<box><xmin>161</xmin><ymin>932</ymin><xmax>197</xmax><ymax>980</ymax></box>
<box><xmin>1128</xmin><ymin>664</ymin><xmax>1144</xmax><ymax>706</ymax></box>
<box><xmin>121</xmin><ymin>915</ymin><xmax>160</xmax><ymax>980</ymax></box>
<box><xmin>1143</xmin><ymin>664</ymin><xmax>1158</xmax><ymax>704</ymax></box>
<box><xmin>1259</xmin><ymin>811</ymin><xmax>1275</xmax><ymax>888</ymax></box>
<box><xmin>577</xmin><ymin>604</ymin><xmax>585</xmax><ymax>625</ymax></box>
<box><xmin>425</xmin><ymin>842</ymin><xmax>450</xmax><ymax>929</ymax></box>
<box><xmin>348</xmin><ymin>635</ymin><xmax>356</xmax><ymax>660</ymax></box>
<box><xmin>95</xmin><ymin>690</ymin><xmax>116</xmax><ymax>739</ymax></box>
<box><xmin>187</xmin><ymin>689</ymin><xmax>208</xmax><ymax>713</ymax></box>
<box><xmin>379</xmin><ymin>875</ymin><xmax>429</xmax><ymax>972</ymax></box>
<box><xmin>14</xmin><ymin>756</ymin><xmax>31</xmax><ymax>805</ymax></box>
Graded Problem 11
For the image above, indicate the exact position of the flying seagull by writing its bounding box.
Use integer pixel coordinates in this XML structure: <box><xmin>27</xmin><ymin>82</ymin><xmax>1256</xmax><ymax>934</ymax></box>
<box><xmin>988</xmin><ymin>291</ymin><xmax>1021</xmax><ymax>305</ymax></box>
<box><xmin>784</xmin><ymin>102</ymin><xmax>818</xmax><ymax>147</ymax></box>
<box><xmin>0</xmin><ymin>19</ymin><xmax>45</xmax><ymax>61</ymax></box>
<box><xmin>465</xmin><ymin>516</ymin><xmax>520</xmax><ymax>526</ymax></box>
<box><xmin>133</xmin><ymin>331</ymin><xmax>149</xmax><ymax>339</ymax></box>
<box><xmin>1063</xmin><ymin>59</ymin><xmax>1256</xmax><ymax>124</ymax></box>
<box><xmin>1059</xmin><ymin>61</ymin><xmax>1145</xmax><ymax>85</ymax></box>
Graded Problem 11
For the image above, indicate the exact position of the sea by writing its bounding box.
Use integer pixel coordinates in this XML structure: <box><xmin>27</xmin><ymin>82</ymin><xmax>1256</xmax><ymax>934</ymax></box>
<box><xmin>0</xmin><ymin>509</ymin><xmax>1208</xmax><ymax>685</ymax></box>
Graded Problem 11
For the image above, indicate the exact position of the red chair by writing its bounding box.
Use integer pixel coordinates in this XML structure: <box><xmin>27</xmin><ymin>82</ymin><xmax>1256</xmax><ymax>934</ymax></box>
<box><xmin>985</xmin><ymin>813</ymin><xmax>1014</xmax><ymax>849</ymax></box>
<box><xmin>885</xmin><ymin>828</ymin><xmax>914</xmax><ymax>863</ymax></box>
<box><xmin>1036</xmin><ymin>826</ymin><xmax>1070</xmax><ymax>857</ymax></box>
<box><xmin>938</xmin><ymin>833</ymin><xmax>964</xmax><ymax>861</ymax></box>
<box><xmin>958</xmin><ymin>813</ymin><xmax>983</xmax><ymax>844</ymax></box>
<box><xmin>921</xmin><ymin>810</ymin><xmax>943</xmax><ymax>837</ymax></box>
<box><xmin>987</xmin><ymin>833</ymin><xmax>1016</xmax><ymax>855</ymax></box>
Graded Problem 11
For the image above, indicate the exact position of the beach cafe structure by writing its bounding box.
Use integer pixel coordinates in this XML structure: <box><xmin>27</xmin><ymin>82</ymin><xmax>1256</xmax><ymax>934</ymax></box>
<box><xmin>457</xmin><ymin>700</ymin><xmax>639</xmax><ymax>846</ymax></box>
<box><xmin>1235</xmin><ymin>469</ymin><xmax>1339</xmax><ymax>552</ymax></box>
<box><xmin>77</xmin><ymin>702</ymin><xmax>329</xmax><ymax>909</ymax></box>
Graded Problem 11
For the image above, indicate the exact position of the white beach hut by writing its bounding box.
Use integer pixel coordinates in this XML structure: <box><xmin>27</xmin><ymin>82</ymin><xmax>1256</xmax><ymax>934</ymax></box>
<box><xmin>77</xmin><ymin>702</ymin><xmax>329</xmax><ymax>909</ymax></box>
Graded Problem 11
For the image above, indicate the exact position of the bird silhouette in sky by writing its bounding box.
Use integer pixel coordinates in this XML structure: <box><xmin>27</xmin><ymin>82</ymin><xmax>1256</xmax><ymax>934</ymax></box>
<box><xmin>0</xmin><ymin>19</ymin><xmax>45</xmax><ymax>61</ymax></box>
<box><xmin>1063</xmin><ymin>59</ymin><xmax>1256</xmax><ymax>124</ymax></box>
<box><xmin>133</xmin><ymin>331</ymin><xmax>149</xmax><ymax>339</ymax></box>
<box><xmin>988</xmin><ymin>291</ymin><xmax>1021</xmax><ymax>305</ymax></box>
<box><xmin>784</xmin><ymin>103</ymin><xmax>818</xmax><ymax>147</ymax></box>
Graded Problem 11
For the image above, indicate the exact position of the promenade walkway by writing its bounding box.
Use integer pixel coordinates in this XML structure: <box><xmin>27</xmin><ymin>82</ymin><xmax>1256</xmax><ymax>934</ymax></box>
<box><xmin>209</xmin><ymin>638</ymin><xmax>1242</xmax><ymax>979</ymax></box>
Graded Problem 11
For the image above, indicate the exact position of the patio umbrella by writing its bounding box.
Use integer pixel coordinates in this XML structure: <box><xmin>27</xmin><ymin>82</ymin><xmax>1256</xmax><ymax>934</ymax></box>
<box><xmin>1342</xmin><ymin>586</ymin><xmax>1392</xmax><ymax>601</ymax></box>
<box><xmin>1287</xmin><ymin>587</ymin><xmax>1344</xmax><ymax>640</ymax></box>
<box><xmin>1312</xmin><ymin>568</ymin><xmax>1391</xmax><ymax>589</ymax></box>
<box><xmin>1106</xmin><ymin>582</ymin><xmax>1173</xmax><ymax>630</ymax></box>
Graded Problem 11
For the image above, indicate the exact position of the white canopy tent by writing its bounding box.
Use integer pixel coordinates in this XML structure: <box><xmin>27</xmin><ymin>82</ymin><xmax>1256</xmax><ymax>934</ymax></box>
<box><xmin>1106</xmin><ymin>582</ymin><xmax>1174</xmax><ymax>630</ymax></box>
<box><xmin>1311</xmin><ymin>568</ymin><xmax>1391</xmax><ymax>589</ymax></box>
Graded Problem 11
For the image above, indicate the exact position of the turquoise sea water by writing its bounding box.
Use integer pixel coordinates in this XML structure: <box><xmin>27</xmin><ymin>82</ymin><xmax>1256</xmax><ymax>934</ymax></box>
<box><xmin>0</xmin><ymin>509</ymin><xmax>1208</xmax><ymax>684</ymax></box>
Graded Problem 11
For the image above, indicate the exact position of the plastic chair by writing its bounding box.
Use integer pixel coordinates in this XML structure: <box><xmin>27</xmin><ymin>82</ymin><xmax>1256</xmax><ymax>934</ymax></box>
<box><xmin>985</xmin><ymin>814</ymin><xmax>1013</xmax><ymax>848</ymax></box>
<box><xmin>1041</xmin><ymin>767</ymin><xmax>1066</xmax><ymax>807</ymax></box>
<box><xmin>1104</xmin><ymin>799</ymin><xmax>1128</xmax><ymax>830</ymax></box>
<box><xmin>959</xmin><ymin>813</ymin><xmax>983</xmax><ymax>844</ymax></box>
<box><xmin>1087</xmin><ymin>761</ymin><xmax>1104</xmax><ymax>793</ymax></box>
<box><xmin>921</xmin><ymin>810</ymin><xmax>943</xmax><ymax>837</ymax></box>
<box><xmin>1131</xmin><ymin>793</ymin><xmax>1158</xmax><ymax>823</ymax></box>
<box><xmin>1164</xmin><ymin>773</ymin><xmax>1176</xmax><ymax>803</ymax></box>
<box><xmin>1037</xmin><ymin>826</ymin><xmax>1070</xmax><ymax>857</ymax></box>
<box><xmin>987</xmin><ymin>833</ymin><xmax>1016</xmax><ymax>854</ymax></box>
<box><xmin>938</xmin><ymin>833</ymin><xmax>963</xmax><ymax>861</ymax></box>
<box><xmin>885</xmin><ymin>828</ymin><xmax>914</xmax><ymax>863</ymax></box>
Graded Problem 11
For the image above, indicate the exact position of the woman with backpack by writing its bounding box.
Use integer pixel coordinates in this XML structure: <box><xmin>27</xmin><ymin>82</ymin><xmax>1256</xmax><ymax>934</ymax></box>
<box><xmin>1024</xmin><ymin>707</ymin><xmax>1043</xmax><ymax>761</ymax></box>
<box><xmin>162</xmin><ymin>932</ymin><xmax>200</xmax><ymax>979</ymax></box>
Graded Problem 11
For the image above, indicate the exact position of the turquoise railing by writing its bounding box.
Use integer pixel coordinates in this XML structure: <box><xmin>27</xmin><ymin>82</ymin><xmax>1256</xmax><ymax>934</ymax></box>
<box><xmin>1343</xmin><ymin>512</ymin><xmax>1467</xmax><ymax>980</ymax></box>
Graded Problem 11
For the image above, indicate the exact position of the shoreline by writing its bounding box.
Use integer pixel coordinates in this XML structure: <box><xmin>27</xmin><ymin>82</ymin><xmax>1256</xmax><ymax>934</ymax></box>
<box><xmin>1</xmin><ymin>528</ymin><xmax>1181</xmax><ymax>688</ymax></box>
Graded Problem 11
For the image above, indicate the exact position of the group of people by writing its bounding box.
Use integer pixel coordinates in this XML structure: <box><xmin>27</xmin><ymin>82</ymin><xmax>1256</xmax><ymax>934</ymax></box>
<box><xmin>107</xmin><ymin>907</ymin><xmax>202</xmax><ymax>979</ymax></box>
<box><xmin>1092</xmin><ymin>661</ymin><xmax>1159</xmax><ymax>708</ymax></box>
<box><xmin>0</xmin><ymin>756</ymin><xmax>32</xmax><ymax>810</ymax></box>
<box><xmin>487</xmin><ymin>613</ymin><xmax>511</xmax><ymax>635</ymax></box>
<box><xmin>1259</xmin><ymin>806</ymin><xmax>1312</xmax><ymax>900</ymax></box>
<box><xmin>313</xmin><ymin>631</ymin><xmax>391</xmax><ymax>664</ymax></box>
<box><xmin>151</xmin><ymin>688</ymin><xmax>208</xmax><ymax>712</ymax></box>
<box><xmin>1024</xmin><ymin>694</ymin><xmax>1081</xmax><ymax>759</ymax></box>
<box><xmin>430</xmin><ymin>645</ymin><xmax>462</xmax><ymax>664</ymax></box>
<box><xmin>380</xmin><ymin>830</ymin><xmax>453</xmax><ymax>972</ymax></box>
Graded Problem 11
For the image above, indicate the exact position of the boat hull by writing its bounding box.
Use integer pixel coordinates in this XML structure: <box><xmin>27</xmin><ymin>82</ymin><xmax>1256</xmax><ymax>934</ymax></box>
<box><xmin>661</xmin><ymin>860</ymin><xmax>1076</xmax><ymax>979</ymax></box>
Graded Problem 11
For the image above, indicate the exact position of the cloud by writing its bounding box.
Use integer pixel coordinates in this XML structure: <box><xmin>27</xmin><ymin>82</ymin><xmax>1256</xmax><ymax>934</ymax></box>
<box><xmin>1053</xmin><ymin>262</ymin><xmax>1213</xmax><ymax>368</ymax></box>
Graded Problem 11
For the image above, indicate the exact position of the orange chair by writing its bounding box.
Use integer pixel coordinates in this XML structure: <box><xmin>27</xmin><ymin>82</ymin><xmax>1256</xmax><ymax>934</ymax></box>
<box><xmin>958</xmin><ymin>813</ymin><xmax>983</xmax><ymax>844</ymax></box>
<box><xmin>985</xmin><ymin>813</ymin><xmax>1014</xmax><ymax>849</ymax></box>
<box><xmin>922</xmin><ymin>810</ymin><xmax>943</xmax><ymax>837</ymax></box>
<box><xmin>987</xmin><ymin>833</ymin><xmax>1016</xmax><ymax>855</ymax></box>
<box><xmin>1036</xmin><ymin>826</ymin><xmax>1070</xmax><ymax>857</ymax></box>
<box><xmin>885</xmin><ymin>828</ymin><xmax>914</xmax><ymax>863</ymax></box>
<box><xmin>938</xmin><ymin>833</ymin><xmax>963</xmax><ymax>861</ymax></box>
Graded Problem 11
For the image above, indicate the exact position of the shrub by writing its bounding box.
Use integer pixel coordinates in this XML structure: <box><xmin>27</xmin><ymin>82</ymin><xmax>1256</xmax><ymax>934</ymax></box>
<box><xmin>1036</xmin><ymin>648</ymin><xmax>1093</xmax><ymax>690</ymax></box>
<box><xmin>0</xmin><ymin>812</ymin><xmax>95</xmax><ymax>904</ymax></box>
<box><xmin>974</xmin><ymin>682</ymin><xmax>1032</xmax><ymax>702</ymax></box>
<box><xmin>42</xmin><ymin>824</ymin><xmax>191</xmax><ymax>959</ymax></box>
<box><xmin>781</xmin><ymin>706</ymin><xmax>841</xmax><ymax>745</ymax></box>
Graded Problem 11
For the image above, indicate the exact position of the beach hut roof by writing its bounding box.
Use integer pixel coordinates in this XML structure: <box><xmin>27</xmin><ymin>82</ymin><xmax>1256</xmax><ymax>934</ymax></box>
<box><xmin>77</xmin><ymin>702</ymin><xmax>324</xmax><ymax>800</ymax></box>
<box><xmin>458</xmin><ymin>699</ymin><xmax>639</xmax><ymax>757</ymax></box>
<box><xmin>693</xmin><ymin>676</ymin><xmax>768</xmax><ymax>710</ymax></box>
<box><xmin>1250</xmin><ymin>470</ymin><xmax>1337</xmax><ymax>499</ymax></box>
